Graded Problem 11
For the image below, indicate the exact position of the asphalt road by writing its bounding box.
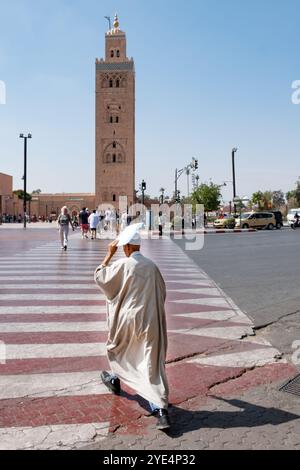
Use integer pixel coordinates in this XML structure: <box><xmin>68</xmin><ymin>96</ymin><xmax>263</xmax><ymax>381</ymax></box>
<box><xmin>174</xmin><ymin>229</ymin><xmax>300</xmax><ymax>362</ymax></box>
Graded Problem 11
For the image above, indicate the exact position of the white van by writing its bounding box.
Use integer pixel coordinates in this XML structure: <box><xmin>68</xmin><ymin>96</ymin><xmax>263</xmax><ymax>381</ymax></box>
<box><xmin>287</xmin><ymin>208</ymin><xmax>300</xmax><ymax>226</ymax></box>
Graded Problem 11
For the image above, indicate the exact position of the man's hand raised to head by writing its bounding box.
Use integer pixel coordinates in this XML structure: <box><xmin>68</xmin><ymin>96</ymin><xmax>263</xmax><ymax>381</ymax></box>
<box><xmin>101</xmin><ymin>240</ymin><xmax>119</xmax><ymax>267</ymax></box>
<box><xmin>108</xmin><ymin>240</ymin><xmax>119</xmax><ymax>256</ymax></box>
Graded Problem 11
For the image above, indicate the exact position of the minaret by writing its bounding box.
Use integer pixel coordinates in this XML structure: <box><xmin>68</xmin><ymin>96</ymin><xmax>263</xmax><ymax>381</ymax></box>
<box><xmin>95</xmin><ymin>14</ymin><xmax>135</xmax><ymax>208</ymax></box>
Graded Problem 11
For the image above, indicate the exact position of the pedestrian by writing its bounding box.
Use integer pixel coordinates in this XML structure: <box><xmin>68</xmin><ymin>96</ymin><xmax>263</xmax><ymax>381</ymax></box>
<box><xmin>104</xmin><ymin>208</ymin><xmax>112</xmax><ymax>231</ymax></box>
<box><xmin>57</xmin><ymin>206</ymin><xmax>74</xmax><ymax>251</ymax></box>
<box><xmin>158</xmin><ymin>211</ymin><xmax>164</xmax><ymax>237</ymax></box>
<box><xmin>88</xmin><ymin>210</ymin><xmax>100</xmax><ymax>240</ymax></box>
<box><xmin>94</xmin><ymin>224</ymin><xmax>170</xmax><ymax>430</ymax></box>
<box><xmin>79</xmin><ymin>207</ymin><xmax>89</xmax><ymax>239</ymax></box>
<box><xmin>121</xmin><ymin>211</ymin><xmax>128</xmax><ymax>231</ymax></box>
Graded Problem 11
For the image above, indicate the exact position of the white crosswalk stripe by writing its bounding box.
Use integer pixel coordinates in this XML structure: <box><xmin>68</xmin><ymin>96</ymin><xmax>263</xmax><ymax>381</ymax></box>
<box><xmin>4</xmin><ymin>343</ymin><xmax>107</xmax><ymax>359</ymax></box>
<box><xmin>0</xmin><ymin>322</ymin><xmax>107</xmax><ymax>332</ymax></box>
<box><xmin>0</xmin><ymin>371</ymin><xmax>109</xmax><ymax>399</ymax></box>
<box><xmin>0</xmin><ymin>422</ymin><xmax>110</xmax><ymax>450</ymax></box>
<box><xmin>0</xmin><ymin>305</ymin><xmax>107</xmax><ymax>314</ymax></box>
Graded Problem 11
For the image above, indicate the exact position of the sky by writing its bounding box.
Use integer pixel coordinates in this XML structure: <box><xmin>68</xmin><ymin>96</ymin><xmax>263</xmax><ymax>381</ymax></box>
<box><xmin>0</xmin><ymin>0</ymin><xmax>300</xmax><ymax>203</ymax></box>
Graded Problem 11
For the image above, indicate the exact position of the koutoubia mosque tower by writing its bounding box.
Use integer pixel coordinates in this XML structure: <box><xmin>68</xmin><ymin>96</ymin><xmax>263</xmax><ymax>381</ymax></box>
<box><xmin>95</xmin><ymin>14</ymin><xmax>135</xmax><ymax>208</ymax></box>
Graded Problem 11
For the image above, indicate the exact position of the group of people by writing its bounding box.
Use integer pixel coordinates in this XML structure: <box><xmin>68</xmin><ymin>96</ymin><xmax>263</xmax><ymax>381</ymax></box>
<box><xmin>57</xmin><ymin>206</ymin><xmax>134</xmax><ymax>250</ymax></box>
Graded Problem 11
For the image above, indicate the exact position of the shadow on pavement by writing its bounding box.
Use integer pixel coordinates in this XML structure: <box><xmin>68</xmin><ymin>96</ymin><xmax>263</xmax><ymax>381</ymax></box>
<box><xmin>164</xmin><ymin>396</ymin><xmax>300</xmax><ymax>438</ymax></box>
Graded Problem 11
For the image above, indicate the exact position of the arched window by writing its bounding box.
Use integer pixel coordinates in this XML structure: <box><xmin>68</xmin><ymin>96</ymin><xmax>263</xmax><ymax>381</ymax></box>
<box><xmin>112</xmin><ymin>142</ymin><xmax>116</xmax><ymax>148</ymax></box>
<box><xmin>113</xmin><ymin>154</ymin><xmax>116</xmax><ymax>163</ymax></box>
<box><xmin>115</xmin><ymin>116</ymin><xmax>119</xmax><ymax>123</ymax></box>
<box><xmin>109</xmin><ymin>79</ymin><xmax>113</xmax><ymax>88</ymax></box>
<box><xmin>110</xmin><ymin>116</ymin><xmax>113</xmax><ymax>123</ymax></box>
<box><xmin>116</xmin><ymin>79</ymin><xmax>120</xmax><ymax>88</ymax></box>
<box><xmin>116</xmin><ymin>50</ymin><xmax>120</xmax><ymax>58</ymax></box>
<box><xmin>110</xmin><ymin>50</ymin><xmax>114</xmax><ymax>58</ymax></box>
<box><xmin>113</xmin><ymin>194</ymin><xmax>116</xmax><ymax>202</ymax></box>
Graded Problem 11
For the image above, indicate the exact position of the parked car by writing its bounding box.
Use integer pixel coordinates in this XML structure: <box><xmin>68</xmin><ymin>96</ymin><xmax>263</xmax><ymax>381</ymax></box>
<box><xmin>213</xmin><ymin>215</ymin><xmax>236</xmax><ymax>229</ymax></box>
<box><xmin>287</xmin><ymin>208</ymin><xmax>300</xmax><ymax>227</ymax></box>
<box><xmin>270</xmin><ymin>211</ymin><xmax>283</xmax><ymax>229</ymax></box>
<box><xmin>235</xmin><ymin>211</ymin><xmax>276</xmax><ymax>230</ymax></box>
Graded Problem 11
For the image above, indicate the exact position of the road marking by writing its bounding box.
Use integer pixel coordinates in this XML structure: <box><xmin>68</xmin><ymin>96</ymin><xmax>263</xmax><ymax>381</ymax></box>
<box><xmin>0</xmin><ymin>276</ymin><xmax>98</xmax><ymax>281</ymax></box>
<box><xmin>170</xmin><ymin>325</ymin><xmax>254</xmax><ymax>340</ymax></box>
<box><xmin>0</xmin><ymin>306</ymin><xmax>107</xmax><ymax>314</ymax></box>
<box><xmin>0</xmin><ymin>371</ymin><xmax>108</xmax><ymax>399</ymax></box>
<box><xmin>0</xmin><ymin>294</ymin><xmax>104</xmax><ymax>301</ymax></box>
<box><xmin>175</xmin><ymin>311</ymin><xmax>252</xmax><ymax>323</ymax></box>
<box><xmin>168</xmin><ymin>288</ymin><xmax>221</xmax><ymax>296</ymax></box>
<box><xmin>172</xmin><ymin>297</ymin><xmax>231</xmax><ymax>308</ymax></box>
<box><xmin>0</xmin><ymin>322</ymin><xmax>107</xmax><ymax>332</ymax></box>
<box><xmin>5</xmin><ymin>343</ymin><xmax>107</xmax><ymax>359</ymax></box>
<box><xmin>188</xmin><ymin>348</ymin><xmax>283</xmax><ymax>368</ymax></box>
<box><xmin>0</xmin><ymin>284</ymin><xmax>97</xmax><ymax>289</ymax></box>
<box><xmin>0</xmin><ymin>422</ymin><xmax>110</xmax><ymax>450</ymax></box>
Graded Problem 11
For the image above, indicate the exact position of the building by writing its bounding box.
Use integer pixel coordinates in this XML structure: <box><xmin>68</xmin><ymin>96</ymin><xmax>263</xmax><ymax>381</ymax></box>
<box><xmin>1</xmin><ymin>15</ymin><xmax>135</xmax><ymax>220</ymax></box>
<box><xmin>95</xmin><ymin>14</ymin><xmax>135</xmax><ymax>208</ymax></box>
<box><xmin>0</xmin><ymin>173</ymin><xmax>13</xmax><ymax>215</ymax></box>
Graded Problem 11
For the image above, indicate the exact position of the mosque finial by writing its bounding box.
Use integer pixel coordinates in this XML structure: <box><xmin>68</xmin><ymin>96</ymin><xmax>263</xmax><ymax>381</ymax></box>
<box><xmin>113</xmin><ymin>14</ymin><xmax>119</xmax><ymax>30</ymax></box>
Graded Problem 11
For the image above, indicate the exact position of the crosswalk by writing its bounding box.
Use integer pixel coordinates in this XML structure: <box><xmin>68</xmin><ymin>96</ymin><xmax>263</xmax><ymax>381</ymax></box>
<box><xmin>0</xmin><ymin>233</ymin><xmax>285</xmax><ymax>449</ymax></box>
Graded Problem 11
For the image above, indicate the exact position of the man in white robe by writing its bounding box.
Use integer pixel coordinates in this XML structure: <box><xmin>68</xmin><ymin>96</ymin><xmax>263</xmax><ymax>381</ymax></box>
<box><xmin>94</xmin><ymin>224</ymin><xmax>170</xmax><ymax>430</ymax></box>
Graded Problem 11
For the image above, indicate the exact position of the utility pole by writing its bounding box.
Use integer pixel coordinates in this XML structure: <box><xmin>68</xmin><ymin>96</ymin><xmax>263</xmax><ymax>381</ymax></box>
<box><xmin>19</xmin><ymin>133</ymin><xmax>32</xmax><ymax>229</ymax></box>
<box><xmin>175</xmin><ymin>158</ymin><xmax>198</xmax><ymax>202</ymax></box>
<box><xmin>232</xmin><ymin>148</ymin><xmax>238</xmax><ymax>214</ymax></box>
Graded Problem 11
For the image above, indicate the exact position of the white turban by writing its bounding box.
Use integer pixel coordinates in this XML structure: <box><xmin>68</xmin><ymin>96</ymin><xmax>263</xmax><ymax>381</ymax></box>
<box><xmin>117</xmin><ymin>223</ymin><xmax>144</xmax><ymax>247</ymax></box>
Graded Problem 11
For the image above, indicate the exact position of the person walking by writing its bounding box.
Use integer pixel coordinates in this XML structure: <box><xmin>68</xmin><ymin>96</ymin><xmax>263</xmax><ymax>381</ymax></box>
<box><xmin>94</xmin><ymin>224</ymin><xmax>170</xmax><ymax>430</ymax></box>
<box><xmin>88</xmin><ymin>210</ymin><xmax>100</xmax><ymax>240</ymax></box>
<box><xmin>158</xmin><ymin>211</ymin><xmax>164</xmax><ymax>237</ymax></box>
<box><xmin>79</xmin><ymin>207</ymin><xmax>89</xmax><ymax>239</ymax></box>
<box><xmin>57</xmin><ymin>206</ymin><xmax>74</xmax><ymax>251</ymax></box>
<box><xmin>104</xmin><ymin>208</ymin><xmax>112</xmax><ymax>231</ymax></box>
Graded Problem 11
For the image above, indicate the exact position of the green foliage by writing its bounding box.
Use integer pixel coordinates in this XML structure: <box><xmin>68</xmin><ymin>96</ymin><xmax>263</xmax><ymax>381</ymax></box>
<box><xmin>13</xmin><ymin>190</ymin><xmax>32</xmax><ymax>201</ymax></box>
<box><xmin>286</xmin><ymin>179</ymin><xmax>300</xmax><ymax>207</ymax></box>
<box><xmin>252</xmin><ymin>190</ymin><xmax>285</xmax><ymax>210</ymax></box>
<box><xmin>191</xmin><ymin>182</ymin><xmax>222</xmax><ymax>212</ymax></box>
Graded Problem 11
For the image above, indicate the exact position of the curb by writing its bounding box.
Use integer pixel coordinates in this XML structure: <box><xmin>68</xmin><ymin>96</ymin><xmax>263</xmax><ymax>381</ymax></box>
<box><xmin>149</xmin><ymin>229</ymin><xmax>257</xmax><ymax>235</ymax></box>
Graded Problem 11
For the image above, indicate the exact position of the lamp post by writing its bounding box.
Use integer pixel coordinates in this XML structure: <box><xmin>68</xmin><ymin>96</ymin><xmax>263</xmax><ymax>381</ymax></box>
<box><xmin>159</xmin><ymin>187</ymin><xmax>165</xmax><ymax>205</ymax></box>
<box><xmin>232</xmin><ymin>148</ymin><xmax>238</xmax><ymax>214</ymax></box>
<box><xmin>19</xmin><ymin>133</ymin><xmax>32</xmax><ymax>229</ymax></box>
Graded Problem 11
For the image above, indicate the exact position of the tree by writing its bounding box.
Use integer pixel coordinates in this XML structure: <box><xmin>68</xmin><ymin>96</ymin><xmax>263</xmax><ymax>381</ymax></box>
<box><xmin>32</xmin><ymin>189</ymin><xmax>42</xmax><ymax>195</ymax></box>
<box><xmin>286</xmin><ymin>179</ymin><xmax>300</xmax><ymax>207</ymax></box>
<box><xmin>13</xmin><ymin>190</ymin><xmax>32</xmax><ymax>202</ymax></box>
<box><xmin>295</xmin><ymin>179</ymin><xmax>300</xmax><ymax>206</ymax></box>
<box><xmin>252</xmin><ymin>190</ymin><xmax>281</xmax><ymax>210</ymax></box>
<box><xmin>272</xmin><ymin>190</ymin><xmax>285</xmax><ymax>208</ymax></box>
<box><xmin>252</xmin><ymin>191</ymin><xmax>264</xmax><ymax>209</ymax></box>
<box><xmin>286</xmin><ymin>190</ymin><xmax>296</xmax><ymax>201</ymax></box>
<box><xmin>191</xmin><ymin>182</ymin><xmax>222</xmax><ymax>212</ymax></box>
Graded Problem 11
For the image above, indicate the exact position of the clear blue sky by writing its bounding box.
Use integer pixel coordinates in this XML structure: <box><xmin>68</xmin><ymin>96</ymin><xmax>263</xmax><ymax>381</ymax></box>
<box><xmin>0</xmin><ymin>0</ymin><xmax>300</xmax><ymax>203</ymax></box>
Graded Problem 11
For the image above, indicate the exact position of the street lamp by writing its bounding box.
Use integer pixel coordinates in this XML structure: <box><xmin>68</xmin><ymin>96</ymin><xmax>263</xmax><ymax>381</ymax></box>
<box><xmin>19</xmin><ymin>133</ymin><xmax>32</xmax><ymax>229</ymax></box>
<box><xmin>232</xmin><ymin>147</ymin><xmax>238</xmax><ymax>214</ymax></box>
<box><xmin>159</xmin><ymin>187</ymin><xmax>165</xmax><ymax>204</ymax></box>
